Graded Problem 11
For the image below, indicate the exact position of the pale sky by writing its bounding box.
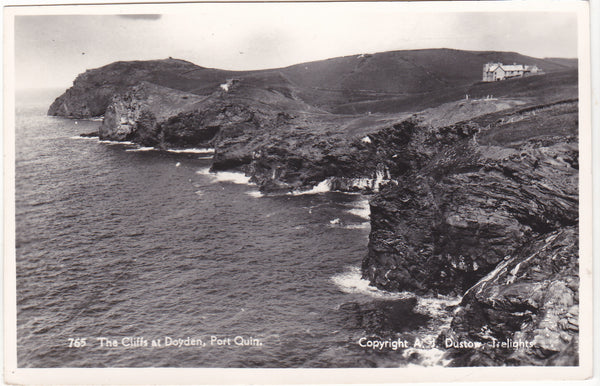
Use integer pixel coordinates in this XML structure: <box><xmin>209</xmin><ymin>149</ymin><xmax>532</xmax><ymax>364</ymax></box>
<box><xmin>12</xmin><ymin>3</ymin><xmax>579</xmax><ymax>89</ymax></box>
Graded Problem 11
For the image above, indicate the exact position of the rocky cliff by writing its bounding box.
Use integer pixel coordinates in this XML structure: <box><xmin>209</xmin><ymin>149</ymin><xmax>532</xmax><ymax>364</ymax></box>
<box><xmin>361</xmin><ymin>100</ymin><xmax>579</xmax><ymax>365</ymax></box>
<box><xmin>363</xmin><ymin>101</ymin><xmax>578</xmax><ymax>296</ymax></box>
<box><xmin>99</xmin><ymin>82</ymin><xmax>206</xmax><ymax>143</ymax></box>
<box><xmin>49</xmin><ymin>59</ymin><xmax>207</xmax><ymax>118</ymax></box>
<box><xmin>440</xmin><ymin>226</ymin><xmax>579</xmax><ymax>366</ymax></box>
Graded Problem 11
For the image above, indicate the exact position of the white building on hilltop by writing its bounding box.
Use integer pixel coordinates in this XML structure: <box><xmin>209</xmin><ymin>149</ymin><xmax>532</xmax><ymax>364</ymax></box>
<box><xmin>482</xmin><ymin>62</ymin><xmax>542</xmax><ymax>82</ymax></box>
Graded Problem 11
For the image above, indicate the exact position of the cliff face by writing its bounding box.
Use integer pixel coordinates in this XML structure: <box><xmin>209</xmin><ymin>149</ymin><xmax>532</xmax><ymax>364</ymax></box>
<box><xmin>48</xmin><ymin>82</ymin><xmax>116</xmax><ymax>118</ymax></box>
<box><xmin>363</xmin><ymin>101</ymin><xmax>578</xmax><ymax>296</ymax></box>
<box><xmin>48</xmin><ymin>58</ymin><xmax>234</xmax><ymax>118</ymax></box>
<box><xmin>98</xmin><ymin>80</ymin><xmax>282</xmax><ymax>150</ymax></box>
<box><xmin>234</xmin><ymin>121</ymin><xmax>411</xmax><ymax>193</ymax></box>
<box><xmin>99</xmin><ymin>81</ymin><xmax>207</xmax><ymax>144</ymax></box>
<box><xmin>362</xmin><ymin>101</ymin><xmax>578</xmax><ymax>365</ymax></box>
<box><xmin>441</xmin><ymin>226</ymin><xmax>579</xmax><ymax>366</ymax></box>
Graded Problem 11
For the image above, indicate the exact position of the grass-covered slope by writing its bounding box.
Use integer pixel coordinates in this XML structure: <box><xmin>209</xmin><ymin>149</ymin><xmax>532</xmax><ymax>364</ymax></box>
<box><xmin>48</xmin><ymin>49</ymin><xmax>577</xmax><ymax>118</ymax></box>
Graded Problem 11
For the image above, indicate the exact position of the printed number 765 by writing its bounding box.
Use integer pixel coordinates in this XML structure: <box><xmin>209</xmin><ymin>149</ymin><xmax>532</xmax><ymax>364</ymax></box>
<box><xmin>68</xmin><ymin>338</ymin><xmax>87</xmax><ymax>347</ymax></box>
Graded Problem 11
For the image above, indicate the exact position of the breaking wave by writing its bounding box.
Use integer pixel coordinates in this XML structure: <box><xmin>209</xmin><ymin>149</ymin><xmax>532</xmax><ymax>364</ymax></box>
<box><xmin>331</xmin><ymin>266</ymin><xmax>411</xmax><ymax>300</ymax></box>
<box><xmin>332</xmin><ymin>266</ymin><xmax>460</xmax><ymax>367</ymax></box>
<box><xmin>332</xmin><ymin>266</ymin><xmax>460</xmax><ymax>320</ymax></box>
<box><xmin>69</xmin><ymin>135</ymin><xmax>98</xmax><ymax>140</ymax></box>
<box><xmin>347</xmin><ymin>198</ymin><xmax>370</xmax><ymax>220</ymax></box>
<box><xmin>166</xmin><ymin>148</ymin><xmax>215</xmax><ymax>154</ymax></box>
<box><xmin>196</xmin><ymin>168</ymin><xmax>253</xmax><ymax>185</ymax></box>
<box><xmin>98</xmin><ymin>140</ymin><xmax>137</xmax><ymax>145</ymax></box>
<box><xmin>245</xmin><ymin>190</ymin><xmax>264</xmax><ymax>198</ymax></box>
<box><xmin>288</xmin><ymin>172</ymin><xmax>393</xmax><ymax>196</ymax></box>
<box><xmin>80</xmin><ymin>136</ymin><xmax>215</xmax><ymax>156</ymax></box>
<box><xmin>289</xmin><ymin>179</ymin><xmax>332</xmax><ymax>195</ymax></box>
<box><xmin>342</xmin><ymin>223</ymin><xmax>370</xmax><ymax>230</ymax></box>
<box><xmin>125</xmin><ymin>147</ymin><xmax>155</xmax><ymax>152</ymax></box>
<box><xmin>125</xmin><ymin>146</ymin><xmax>215</xmax><ymax>155</ymax></box>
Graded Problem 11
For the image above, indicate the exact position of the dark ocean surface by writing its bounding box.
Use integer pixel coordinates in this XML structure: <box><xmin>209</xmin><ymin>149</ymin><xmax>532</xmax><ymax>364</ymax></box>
<box><xmin>15</xmin><ymin>89</ymin><xmax>456</xmax><ymax>368</ymax></box>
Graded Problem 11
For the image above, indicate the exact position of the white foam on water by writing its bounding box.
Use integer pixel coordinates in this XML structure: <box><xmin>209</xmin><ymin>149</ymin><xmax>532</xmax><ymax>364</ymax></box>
<box><xmin>286</xmin><ymin>173</ymin><xmax>395</xmax><ymax>196</ymax></box>
<box><xmin>245</xmin><ymin>190</ymin><xmax>263</xmax><ymax>198</ymax></box>
<box><xmin>404</xmin><ymin>295</ymin><xmax>461</xmax><ymax>367</ymax></box>
<box><xmin>85</xmin><ymin>137</ymin><xmax>215</xmax><ymax>156</ymax></box>
<box><xmin>124</xmin><ymin>146</ymin><xmax>215</xmax><ymax>154</ymax></box>
<box><xmin>289</xmin><ymin>179</ymin><xmax>332</xmax><ymax>195</ymax></box>
<box><xmin>211</xmin><ymin>171</ymin><xmax>252</xmax><ymax>184</ymax></box>
<box><xmin>99</xmin><ymin>140</ymin><xmax>137</xmax><ymax>145</ymax></box>
<box><xmin>330</xmin><ymin>218</ymin><xmax>341</xmax><ymax>225</ymax></box>
<box><xmin>331</xmin><ymin>266</ymin><xmax>411</xmax><ymax>300</ymax></box>
<box><xmin>342</xmin><ymin>223</ymin><xmax>370</xmax><ymax>230</ymax></box>
<box><xmin>166</xmin><ymin>148</ymin><xmax>215</xmax><ymax>154</ymax></box>
<box><xmin>403</xmin><ymin>347</ymin><xmax>451</xmax><ymax>367</ymax></box>
<box><xmin>196</xmin><ymin>168</ymin><xmax>253</xmax><ymax>185</ymax></box>
<box><xmin>413</xmin><ymin>295</ymin><xmax>461</xmax><ymax>318</ymax></box>
<box><xmin>374</xmin><ymin>169</ymin><xmax>386</xmax><ymax>190</ymax></box>
<box><xmin>348</xmin><ymin>198</ymin><xmax>370</xmax><ymax>220</ymax></box>
<box><xmin>401</xmin><ymin>295</ymin><xmax>460</xmax><ymax>367</ymax></box>
<box><xmin>125</xmin><ymin>147</ymin><xmax>156</xmax><ymax>152</ymax></box>
<box><xmin>70</xmin><ymin>136</ymin><xmax>98</xmax><ymax>140</ymax></box>
<box><xmin>332</xmin><ymin>266</ymin><xmax>461</xmax><ymax>367</ymax></box>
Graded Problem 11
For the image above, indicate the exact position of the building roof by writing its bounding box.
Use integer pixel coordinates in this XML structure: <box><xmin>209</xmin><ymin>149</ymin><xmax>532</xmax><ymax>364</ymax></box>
<box><xmin>501</xmin><ymin>64</ymin><xmax>525</xmax><ymax>71</ymax></box>
<box><xmin>484</xmin><ymin>63</ymin><xmax>528</xmax><ymax>73</ymax></box>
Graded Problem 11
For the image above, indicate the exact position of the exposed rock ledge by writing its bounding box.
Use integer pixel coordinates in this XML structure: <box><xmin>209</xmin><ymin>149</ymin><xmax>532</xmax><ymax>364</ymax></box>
<box><xmin>440</xmin><ymin>226</ymin><xmax>578</xmax><ymax>366</ymax></box>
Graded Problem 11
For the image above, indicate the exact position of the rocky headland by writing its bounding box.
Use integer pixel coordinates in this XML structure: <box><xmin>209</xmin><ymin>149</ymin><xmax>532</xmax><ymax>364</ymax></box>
<box><xmin>49</xmin><ymin>50</ymin><xmax>579</xmax><ymax>366</ymax></box>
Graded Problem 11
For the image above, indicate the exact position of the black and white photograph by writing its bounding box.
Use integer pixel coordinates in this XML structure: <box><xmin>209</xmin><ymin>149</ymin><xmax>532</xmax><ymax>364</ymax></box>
<box><xmin>3</xmin><ymin>1</ymin><xmax>594</xmax><ymax>384</ymax></box>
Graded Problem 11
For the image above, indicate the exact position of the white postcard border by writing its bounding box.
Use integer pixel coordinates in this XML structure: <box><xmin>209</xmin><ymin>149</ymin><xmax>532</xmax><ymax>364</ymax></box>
<box><xmin>2</xmin><ymin>1</ymin><xmax>595</xmax><ymax>384</ymax></box>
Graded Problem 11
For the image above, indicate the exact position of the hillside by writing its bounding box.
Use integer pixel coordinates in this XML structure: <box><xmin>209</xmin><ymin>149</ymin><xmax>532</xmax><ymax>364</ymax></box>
<box><xmin>332</xmin><ymin>69</ymin><xmax>578</xmax><ymax>114</ymax></box>
<box><xmin>541</xmin><ymin>57</ymin><xmax>578</xmax><ymax>68</ymax></box>
<box><xmin>48</xmin><ymin>49</ymin><xmax>577</xmax><ymax>118</ymax></box>
<box><xmin>283</xmin><ymin>49</ymin><xmax>574</xmax><ymax>92</ymax></box>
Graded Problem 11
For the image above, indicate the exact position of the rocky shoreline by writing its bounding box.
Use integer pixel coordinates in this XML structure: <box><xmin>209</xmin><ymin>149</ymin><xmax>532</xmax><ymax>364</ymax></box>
<box><xmin>50</xmin><ymin>56</ymin><xmax>579</xmax><ymax>366</ymax></box>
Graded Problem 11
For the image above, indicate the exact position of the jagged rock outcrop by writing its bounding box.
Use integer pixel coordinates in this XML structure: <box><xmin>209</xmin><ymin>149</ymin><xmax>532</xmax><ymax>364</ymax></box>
<box><xmin>362</xmin><ymin>101</ymin><xmax>578</xmax><ymax>296</ymax></box>
<box><xmin>48</xmin><ymin>83</ymin><xmax>116</xmax><ymax>119</ymax></box>
<box><xmin>99</xmin><ymin>81</ymin><xmax>205</xmax><ymax>144</ymax></box>
<box><xmin>440</xmin><ymin>226</ymin><xmax>579</xmax><ymax>366</ymax></box>
<box><xmin>98</xmin><ymin>81</ymin><xmax>277</xmax><ymax>150</ymax></box>
<box><xmin>242</xmin><ymin>129</ymin><xmax>389</xmax><ymax>193</ymax></box>
<box><xmin>361</xmin><ymin>100</ymin><xmax>578</xmax><ymax>365</ymax></box>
